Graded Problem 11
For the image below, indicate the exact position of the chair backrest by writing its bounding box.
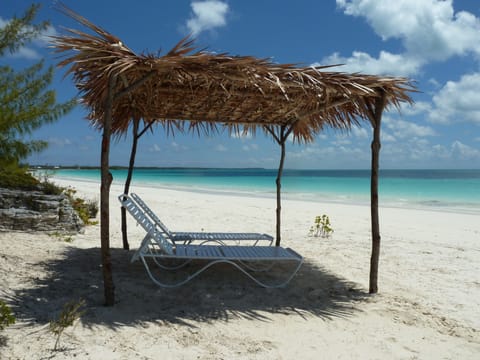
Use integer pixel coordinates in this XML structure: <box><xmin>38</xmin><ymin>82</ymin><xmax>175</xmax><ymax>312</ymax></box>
<box><xmin>131</xmin><ymin>193</ymin><xmax>172</xmax><ymax>236</ymax></box>
<box><xmin>119</xmin><ymin>194</ymin><xmax>174</xmax><ymax>255</ymax></box>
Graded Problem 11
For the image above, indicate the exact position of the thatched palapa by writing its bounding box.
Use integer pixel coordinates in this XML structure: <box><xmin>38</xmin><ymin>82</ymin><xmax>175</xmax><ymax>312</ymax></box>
<box><xmin>50</xmin><ymin>4</ymin><xmax>416</xmax><ymax>305</ymax></box>
<box><xmin>51</xmin><ymin>6</ymin><xmax>414</xmax><ymax>141</ymax></box>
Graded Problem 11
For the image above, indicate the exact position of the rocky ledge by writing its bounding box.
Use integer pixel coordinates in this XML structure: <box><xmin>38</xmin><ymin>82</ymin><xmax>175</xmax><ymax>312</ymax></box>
<box><xmin>0</xmin><ymin>188</ymin><xmax>84</xmax><ymax>233</ymax></box>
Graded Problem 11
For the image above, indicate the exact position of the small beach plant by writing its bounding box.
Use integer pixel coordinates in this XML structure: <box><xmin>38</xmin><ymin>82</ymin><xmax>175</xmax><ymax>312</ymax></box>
<box><xmin>49</xmin><ymin>231</ymin><xmax>73</xmax><ymax>243</ymax></box>
<box><xmin>309</xmin><ymin>215</ymin><xmax>334</xmax><ymax>238</ymax></box>
<box><xmin>49</xmin><ymin>299</ymin><xmax>85</xmax><ymax>351</ymax></box>
<box><xmin>0</xmin><ymin>300</ymin><xmax>15</xmax><ymax>330</ymax></box>
<box><xmin>64</xmin><ymin>187</ymin><xmax>99</xmax><ymax>225</ymax></box>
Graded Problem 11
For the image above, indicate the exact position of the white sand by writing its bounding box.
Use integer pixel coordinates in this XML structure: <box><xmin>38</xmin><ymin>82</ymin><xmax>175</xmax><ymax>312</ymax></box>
<box><xmin>1</xmin><ymin>177</ymin><xmax>479</xmax><ymax>359</ymax></box>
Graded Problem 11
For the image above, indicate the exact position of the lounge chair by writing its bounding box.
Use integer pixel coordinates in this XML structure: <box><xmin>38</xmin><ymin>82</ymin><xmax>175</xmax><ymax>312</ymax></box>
<box><xmin>119</xmin><ymin>194</ymin><xmax>303</xmax><ymax>288</ymax></box>
<box><xmin>128</xmin><ymin>193</ymin><xmax>274</xmax><ymax>246</ymax></box>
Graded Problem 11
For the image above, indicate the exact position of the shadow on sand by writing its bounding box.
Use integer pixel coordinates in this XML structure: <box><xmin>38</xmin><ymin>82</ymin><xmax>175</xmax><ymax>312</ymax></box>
<box><xmin>10</xmin><ymin>246</ymin><xmax>369</xmax><ymax>329</ymax></box>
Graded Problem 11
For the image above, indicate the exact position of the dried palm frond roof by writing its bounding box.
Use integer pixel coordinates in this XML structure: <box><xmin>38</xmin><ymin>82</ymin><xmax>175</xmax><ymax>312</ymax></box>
<box><xmin>50</xmin><ymin>5</ymin><xmax>416</xmax><ymax>143</ymax></box>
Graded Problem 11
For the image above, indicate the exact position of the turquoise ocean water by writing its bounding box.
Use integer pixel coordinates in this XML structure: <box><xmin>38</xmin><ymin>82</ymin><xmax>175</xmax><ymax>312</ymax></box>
<box><xmin>50</xmin><ymin>168</ymin><xmax>480</xmax><ymax>214</ymax></box>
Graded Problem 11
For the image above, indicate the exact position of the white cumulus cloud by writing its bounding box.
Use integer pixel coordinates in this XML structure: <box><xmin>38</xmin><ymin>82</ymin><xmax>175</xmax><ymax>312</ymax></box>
<box><xmin>186</xmin><ymin>1</ymin><xmax>229</xmax><ymax>36</ymax></box>
<box><xmin>428</xmin><ymin>73</ymin><xmax>480</xmax><ymax>125</ymax></box>
<box><xmin>325</xmin><ymin>0</ymin><xmax>480</xmax><ymax>75</ymax></box>
<box><xmin>384</xmin><ymin>117</ymin><xmax>437</xmax><ymax>139</ymax></box>
<box><xmin>397</xmin><ymin>101</ymin><xmax>432</xmax><ymax>117</ymax></box>
<box><xmin>337</xmin><ymin>0</ymin><xmax>480</xmax><ymax>60</ymax></box>
<box><xmin>380</xmin><ymin>131</ymin><xmax>397</xmax><ymax>143</ymax></box>
<box><xmin>321</xmin><ymin>50</ymin><xmax>422</xmax><ymax>76</ymax></box>
<box><xmin>352</xmin><ymin>126</ymin><xmax>369</xmax><ymax>139</ymax></box>
<box><xmin>451</xmin><ymin>140</ymin><xmax>480</xmax><ymax>159</ymax></box>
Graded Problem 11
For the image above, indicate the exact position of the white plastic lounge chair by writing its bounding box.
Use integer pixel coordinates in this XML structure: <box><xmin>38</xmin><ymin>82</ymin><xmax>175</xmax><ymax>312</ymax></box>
<box><xmin>119</xmin><ymin>194</ymin><xmax>303</xmax><ymax>288</ymax></box>
<box><xmin>128</xmin><ymin>193</ymin><xmax>274</xmax><ymax>246</ymax></box>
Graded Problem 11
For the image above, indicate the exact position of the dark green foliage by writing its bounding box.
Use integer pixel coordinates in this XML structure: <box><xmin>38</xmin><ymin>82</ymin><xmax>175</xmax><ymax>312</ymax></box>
<box><xmin>39</xmin><ymin>179</ymin><xmax>64</xmax><ymax>195</ymax></box>
<box><xmin>0</xmin><ymin>62</ymin><xmax>76</xmax><ymax>165</ymax></box>
<box><xmin>0</xmin><ymin>3</ymin><xmax>76</xmax><ymax>169</ymax></box>
<box><xmin>0</xmin><ymin>165</ymin><xmax>39</xmax><ymax>190</ymax></box>
<box><xmin>0</xmin><ymin>4</ymin><xmax>48</xmax><ymax>57</ymax></box>
<box><xmin>0</xmin><ymin>300</ymin><xmax>15</xmax><ymax>330</ymax></box>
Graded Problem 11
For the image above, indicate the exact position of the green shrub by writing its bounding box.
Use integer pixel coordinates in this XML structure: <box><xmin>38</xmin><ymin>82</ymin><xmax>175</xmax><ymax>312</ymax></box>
<box><xmin>0</xmin><ymin>166</ymin><xmax>39</xmax><ymax>190</ymax></box>
<box><xmin>39</xmin><ymin>180</ymin><xmax>64</xmax><ymax>195</ymax></box>
<box><xmin>33</xmin><ymin>169</ymin><xmax>64</xmax><ymax>195</ymax></box>
<box><xmin>64</xmin><ymin>188</ymin><xmax>98</xmax><ymax>225</ymax></box>
<box><xmin>0</xmin><ymin>300</ymin><xmax>15</xmax><ymax>330</ymax></box>
<box><xmin>86</xmin><ymin>199</ymin><xmax>99</xmax><ymax>219</ymax></box>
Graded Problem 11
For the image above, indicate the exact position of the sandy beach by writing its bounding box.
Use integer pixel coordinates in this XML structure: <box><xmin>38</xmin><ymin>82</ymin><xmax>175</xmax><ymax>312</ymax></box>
<box><xmin>1</xmin><ymin>177</ymin><xmax>479</xmax><ymax>359</ymax></box>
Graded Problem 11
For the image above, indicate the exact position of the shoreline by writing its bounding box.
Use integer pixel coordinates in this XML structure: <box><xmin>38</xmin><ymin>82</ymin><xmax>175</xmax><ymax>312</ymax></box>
<box><xmin>51</xmin><ymin>174</ymin><xmax>480</xmax><ymax>215</ymax></box>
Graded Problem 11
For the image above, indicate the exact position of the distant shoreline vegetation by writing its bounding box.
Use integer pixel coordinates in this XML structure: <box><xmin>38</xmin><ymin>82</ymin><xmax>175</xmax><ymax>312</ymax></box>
<box><xmin>28</xmin><ymin>165</ymin><xmax>480</xmax><ymax>172</ymax></box>
<box><xmin>29</xmin><ymin>165</ymin><xmax>268</xmax><ymax>171</ymax></box>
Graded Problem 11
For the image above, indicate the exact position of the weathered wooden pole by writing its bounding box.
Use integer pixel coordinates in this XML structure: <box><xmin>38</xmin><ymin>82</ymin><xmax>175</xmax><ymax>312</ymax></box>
<box><xmin>100</xmin><ymin>71</ymin><xmax>156</xmax><ymax>305</ymax></box>
<box><xmin>121</xmin><ymin>119</ymin><xmax>155</xmax><ymax>250</ymax></box>
<box><xmin>100</xmin><ymin>74</ymin><xmax>117</xmax><ymax>306</ymax></box>
<box><xmin>119</xmin><ymin>72</ymin><xmax>158</xmax><ymax>250</ymax></box>
<box><xmin>121</xmin><ymin>118</ymin><xmax>140</xmax><ymax>250</ymax></box>
<box><xmin>275</xmin><ymin>131</ymin><xmax>286</xmax><ymax>246</ymax></box>
<box><xmin>265</xmin><ymin>124</ymin><xmax>295</xmax><ymax>247</ymax></box>
<box><xmin>368</xmin><ymin>90</ymin><xmax>387</xmax><ymax>294</ymax></box>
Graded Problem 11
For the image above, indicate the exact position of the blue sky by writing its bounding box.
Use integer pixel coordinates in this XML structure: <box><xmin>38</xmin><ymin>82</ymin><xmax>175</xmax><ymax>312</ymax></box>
<box><xmin>2</xmin><ymin>0</ymin><xmax>480</xmax><ymax>169</ymax></box>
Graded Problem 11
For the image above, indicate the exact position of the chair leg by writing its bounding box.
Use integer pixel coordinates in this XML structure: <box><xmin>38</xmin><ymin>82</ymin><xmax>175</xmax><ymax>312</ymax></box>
<box><xmin>131</xmin><ymin>233</ymin><xmax>154</xmax><ymax>263</ymax></box>
<box><xmin>238</xmin><ymin>260</ymin><xmax>275</xmax><ymax>272</ymax></box>
<box><xmin>139</xmin><ymin>255</ymin><xmax>304</xmax><ymax>288</ymax></box>
<box><xmin>140</xmin><ymin>256</ymin><xmax>228</xmax><ymax>288</ymax></box>
<box><xmin>226</xmin><ymin>259</ymin><xmax>304</xmax><ymax>288</ymax></box>
<box><xmin>152</xmin><ymin>256</ymin><xmax>192</xmax><ymax>270</ymax></box>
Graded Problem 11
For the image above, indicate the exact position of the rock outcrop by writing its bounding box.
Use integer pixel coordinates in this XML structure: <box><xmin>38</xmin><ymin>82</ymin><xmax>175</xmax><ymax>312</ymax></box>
<box><xmin>0</xmin><ymin>188</ymin><xmax>84</xmax><ymax>233</ymax></box>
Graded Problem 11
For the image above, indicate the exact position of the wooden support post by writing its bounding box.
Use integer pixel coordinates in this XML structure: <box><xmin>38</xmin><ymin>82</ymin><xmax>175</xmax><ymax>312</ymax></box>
<box><xmin>275</xmin><ymin>134</ymin><xmax>286</xmax><ymax>246</ymax></box>
<box><xmin>118</xmin><ymin>72</ymin><xmax>156</xmax><ymax>250</ymax></box>
<box><xmin>265</xmin><ymin>124</ymin><xmax>295</xmax><ymax>247</ymax></box>
<box><xmin>121</xmin><ymin>118</ymin><xmax>140</xmax><ymax>250</ymax></box>
<box><xmin>100</xmin><ymin>74</ymin><xmax>116</xmax><ymax>306</ymax></box>
<box><xmin>368</xmin><ymin>90</ymin><xmax>387</xmax><ymax>294</ymax></box>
